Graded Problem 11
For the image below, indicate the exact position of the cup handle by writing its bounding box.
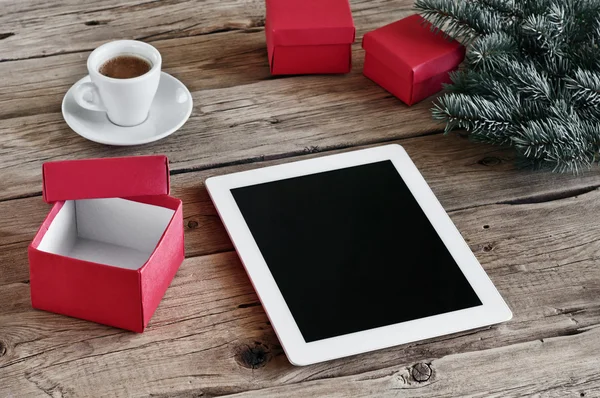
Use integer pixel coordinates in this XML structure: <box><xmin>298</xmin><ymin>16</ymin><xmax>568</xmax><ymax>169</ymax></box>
<box><xmin>73</xmin><ymin>82</ymin><xmax>106</xmax><ymax>112</ymax></box>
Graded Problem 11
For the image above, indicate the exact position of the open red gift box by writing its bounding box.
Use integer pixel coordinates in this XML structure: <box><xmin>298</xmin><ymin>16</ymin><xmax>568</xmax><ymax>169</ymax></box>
<box><xmin>265</xmin><ymin>0</ymin><xmax>355</xmax><ymax>75</ymax></box>
<box><xmin>28</xmin><ymin>155</ymin><xmax>184</xmax><ymax>332</ymax></box>
<box><xmin>362</xmin><ymin>15</ymin><xmax>465</xmax><ymax>106</ymax></box>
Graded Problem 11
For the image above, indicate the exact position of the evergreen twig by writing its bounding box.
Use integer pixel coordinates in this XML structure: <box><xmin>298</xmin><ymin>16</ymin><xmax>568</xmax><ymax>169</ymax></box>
<box><xmin>416</xmin><ymin>0</ymin><xmax>600</xmax><ymax>172</ymax></box>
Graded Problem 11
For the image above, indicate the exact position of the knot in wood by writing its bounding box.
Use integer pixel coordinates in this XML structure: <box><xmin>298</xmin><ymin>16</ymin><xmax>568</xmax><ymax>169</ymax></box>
<box><xmin>0</xmin><ymin>340</ymin><xmax>7</xmax><ymax>357</ymax></box>
<box><xmin>411</xmin><ymin>363</ymin><xmax>432</xmax><ymax>383</ymax></box>
<box><xmin>187</xmin><ymin>220</ymin><xmax>199</xmax><ymax>229</ymax></box>
<box><xmin>236</xmin><ymin>342</ymin><xmax>271</xmax><ymax>369</ymax></box>
<box><xmin>478</xmin><ymin>156</ymin><xmax>501</xmax><ymax>167</ymax></box>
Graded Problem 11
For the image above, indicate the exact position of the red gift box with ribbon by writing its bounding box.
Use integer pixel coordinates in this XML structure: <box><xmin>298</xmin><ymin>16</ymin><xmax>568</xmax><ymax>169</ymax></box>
<box><xmin>28</xmin><ymin>155</ymin><xmax>184</xmax><ymax>332</ymax></box>
<box><xmin>265</xmin><ymin>0</ymin><xmax>356</xmax><ymax>75</ymax></box>
<box><xmin>362</xmin><ymin>15</ymin><xmax>465</xmax><ymax>106</ymax></box>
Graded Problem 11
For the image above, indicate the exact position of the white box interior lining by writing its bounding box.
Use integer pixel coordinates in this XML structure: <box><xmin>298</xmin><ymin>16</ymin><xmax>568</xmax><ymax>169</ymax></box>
<box><xmin>38</xmin><ymin>198</ymin><xmax>175</xmax><ymax>270</ymax></box>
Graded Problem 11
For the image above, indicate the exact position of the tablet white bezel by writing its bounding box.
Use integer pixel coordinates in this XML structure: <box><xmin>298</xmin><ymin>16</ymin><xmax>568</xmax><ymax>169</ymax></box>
<box><xmin>206</xmin><ymin>144</ymin><xmax>512</xmax><ymax>366</ymax></box>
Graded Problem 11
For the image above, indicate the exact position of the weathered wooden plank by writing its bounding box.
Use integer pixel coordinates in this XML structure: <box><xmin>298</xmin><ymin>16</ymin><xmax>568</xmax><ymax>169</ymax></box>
<box><xmin>0</xmin><ymin>0</ymin><xmax>265</xmax><ymax>61</ymax></box>
<box><xmin>0</xmin><ymin>0</ymin><xmax>412</xmax><ymax>61</ymax></box>
<box><xmin>1</xmin><ymin>243</ymin><xmax>597</xmax><ymax>396</ymax></box>
<box><xmin>227</xmin><ymin>327</ymin><xmax>600</xmax><ymax>397</ymax></box>
<box><xmin>0</xmin><ymin>30</ymin><xmax>269</xmax><ymax>120</ymax></box>
<box><xmin>0</xmin><ymin>5</ymin><xmax>425</xmax><ymax>202</ymax></box>
<box><xmin>0</xmin><ymin>1</ymin><xmax>416</xmax><ymax>120</ymax></box>
<box><xmin>3</xmin><ymin>134</ymin><xmax>600</xmax><ymax>287</ymax></box>
<box><xmin>2</xmin><ymin>182</ymin><xmax>600</xmax><ymax>396</ymax></box>
<box><xmin>3</xmin><ymin>0</ymin><xmax>599</xmax><ymax>396</ymax></box>
<box><xmin>0</xmin><ymin>66</ymin><xmax>440</xmax><ymax>202</ymax></box>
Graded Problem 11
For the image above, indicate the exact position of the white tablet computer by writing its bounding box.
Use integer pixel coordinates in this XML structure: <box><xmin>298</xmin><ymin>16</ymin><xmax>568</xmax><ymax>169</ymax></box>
<box><xmin>206</xmin><ymin>144</ymin><xmax>512</xmax><ymax>366</ymax></box>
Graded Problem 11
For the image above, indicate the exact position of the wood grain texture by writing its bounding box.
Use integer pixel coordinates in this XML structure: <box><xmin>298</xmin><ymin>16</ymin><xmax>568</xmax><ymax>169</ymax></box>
<box><xmin>227</xmin><ymin>326</ymin><xmax>600</xmax><ymax>397</ymax></box>
<box><xmin>3</xmin><ymin>169</ymin><xmax>600</xmax><ymax>396</ymax></box>
<box><xmin>2</xmin><ymin>134</ymin><xmax>600</xmax><ymax>287</ymax></box>
<box><xmin>0</xmin><ymin>1</ymin><xmax>418</xmax><ymax>202</ymax></box>
<box><xmin>0</xmin><ymin>0</ymin><xmax>266</xmax><ymax>61</ymax></box>
<box><xmin>0</xmin><ymin>55</ymin><xmax>437</xmax><ymax>202</ymax></box>
<box><xmin>0</xmin><ymin>0</ymin><xmax>413</xmax><ymax>121</ymax></box>
<box><xmin>3</xmin><ymin>0</ymin><xmax>600</xmax><ymax>396</ymax></box>
<box><xmin>0</xmin><ymin>0</ymin><xmax>413</xmax><ymax>61</ymax></box>
<box><xmin>0</xmin><ymin>133</ymin><xmax>597</xmax><ymax>288</ymax></box>
<box><xmin>0</xmin><ymin>78</ymin><xmax>437</xmax><ymax>201</ymax></box>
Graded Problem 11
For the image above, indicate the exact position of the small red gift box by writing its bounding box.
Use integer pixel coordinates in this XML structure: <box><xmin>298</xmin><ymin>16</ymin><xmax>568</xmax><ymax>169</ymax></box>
<box><xmin>28</xmin><ymin>155</ymin><xmax>184</xmax><ymax>333</ymax></box>
<box><xmin>265</xmin><ymin>0</ymin><xmax>356</xmax><ymax>75</ymax></box>
<box><xmin>362</xmin><ymin>15</ymin><xmax>465</xmax><ymax>106</ymax></box>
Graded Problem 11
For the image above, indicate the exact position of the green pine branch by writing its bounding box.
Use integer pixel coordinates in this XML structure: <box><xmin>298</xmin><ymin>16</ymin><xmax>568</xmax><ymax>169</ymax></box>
<box><xmin>512</xmin><ymin>117</ymin><xmax>596</xmax><ymax>173</ymax></box>
<box><xmin>565</xmin><ymin>68</ymin><xmax>600</xmax><ymax>106</ymax></box>
<box><xmin>432</xmin><ymin>93</ymin><xmax>516</xmax><ymax>145</ymax></box>
<box><xmin>415</xmin><ymin>0</ymin><xmax>513</xmax><ymax>41</ymax></box>
<box><xmin>416</xmin><ymin>0</ymin><xmax>600</xmax><ymax>172</ymax></box>
<box><xmin>475</xmin><ymin>0</ymin><xmax>523</xmax><ymax>19</ymax></box>
<box><xmin>466</xmin><ymin>32</ymin><xmax>519</xmax><ymax>70</ymax></box>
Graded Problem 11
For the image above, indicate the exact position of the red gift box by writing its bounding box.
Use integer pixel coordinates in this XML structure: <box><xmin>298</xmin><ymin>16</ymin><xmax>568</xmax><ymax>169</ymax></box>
<box><xmin>265</xmin><ymin>0</ymin><xmax>356</xmax><ymax>75</ymax></box>
<box><xmin>28</xmin><ymin>155</ymin><xmax>184</xmax><ymax>333</ymax></box>
<box><xmin>362</xmin><ymin>15</ymin><xmax>465</xmax><ymax>106</ymax></box>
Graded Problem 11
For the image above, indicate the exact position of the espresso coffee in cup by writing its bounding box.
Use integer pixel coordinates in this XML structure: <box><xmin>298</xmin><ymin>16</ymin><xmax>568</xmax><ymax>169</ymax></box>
<box><xmin>73</xmin><ymin>40</ymin><xmax>162</xmax><ymax>126</ymax></box>
<box><xmin>99</xmin><ymin>55</ymin><xmax>152</xmax><ymax>79</ymax></box>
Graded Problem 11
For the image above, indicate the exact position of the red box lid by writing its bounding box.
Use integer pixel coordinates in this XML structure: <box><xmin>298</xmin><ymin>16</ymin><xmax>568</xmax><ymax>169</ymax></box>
<box><xmin>42</xmin><ymin>155</ymin><xmax>170</xmax><ymax>203</ymax></box>
<box><xmin>266</xmin><ymin>0</ymin><xmax>355</xmax><ymax>47</ymax></box>
<box><xmin>362</xmin><ymin>15</ymin><xmax>464</xmax><ymax>84</ymax></box>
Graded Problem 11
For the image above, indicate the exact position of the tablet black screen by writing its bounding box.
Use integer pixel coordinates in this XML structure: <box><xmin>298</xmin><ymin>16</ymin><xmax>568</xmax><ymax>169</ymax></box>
<box><xmin>231</xmin><ymin>160</ymin><xmax>482</xmax><ymax>342</ymax></box>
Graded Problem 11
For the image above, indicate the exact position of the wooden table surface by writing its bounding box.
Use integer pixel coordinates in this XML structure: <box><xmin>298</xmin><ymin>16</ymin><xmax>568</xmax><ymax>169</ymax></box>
<box><xmin>2</xmin><ymin>0</ymin><xmax>600</xmax><ymax>396</ymax></box>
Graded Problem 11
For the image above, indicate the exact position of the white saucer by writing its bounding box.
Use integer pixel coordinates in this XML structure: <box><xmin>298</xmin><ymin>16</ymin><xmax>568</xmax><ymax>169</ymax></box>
<box><xmin>62</xmin><ymin>72</ymin><xmax>193</xmax><ymax>146</ymax></box>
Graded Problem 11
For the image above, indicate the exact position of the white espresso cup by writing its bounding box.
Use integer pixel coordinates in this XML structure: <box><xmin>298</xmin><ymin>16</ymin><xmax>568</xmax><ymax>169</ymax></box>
<box><xmin>74</xmin><ymin>40</ymin><xmax>162</xmax><ymax>127</ymax></box>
